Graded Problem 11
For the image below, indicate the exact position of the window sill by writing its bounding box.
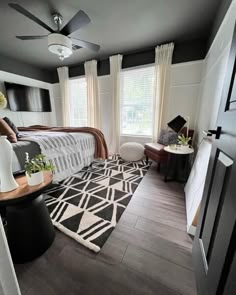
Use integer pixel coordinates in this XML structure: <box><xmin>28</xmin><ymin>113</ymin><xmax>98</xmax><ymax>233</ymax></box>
<box><xmin>120</xmin><ymin>134</ymin><xmax>152</xmax><ymax>139</ymax></box>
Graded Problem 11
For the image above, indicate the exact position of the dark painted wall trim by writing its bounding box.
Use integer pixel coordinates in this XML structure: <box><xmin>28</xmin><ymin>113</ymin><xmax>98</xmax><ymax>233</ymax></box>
<box><xmin>0</xmin><ymin>54</ymin><xmax>57</xmax><ymax>84</ymax></box>
<box><xmin>1</xmin><ymin>37</ymin><xmax>206</xmax><ymax>83</ymax></box>
<box><xmin>69</xmin><ymin>38</ymin><xmax>207</xmax><ymax>78</ymax></box>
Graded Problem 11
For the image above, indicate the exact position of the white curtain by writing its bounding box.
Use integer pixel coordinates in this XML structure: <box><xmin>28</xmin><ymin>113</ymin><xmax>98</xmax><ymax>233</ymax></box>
<box><xmin>109</xmin><ymin>54</ymin><xmax>123</xmax><ymax>154</ymax></box>
<box><xmin>152</xmin><ymin>42</ymin><xmax>174</xmax><ymax>142</ymax></box>
<box><xmin>57</xmin><ymin>66</ymin><xmax>70</xmax><ymax>126</ymax></box>
<box><xmin>84</xmin><ymin>60</ymin><xmax>100</xmax><ymax>128</ymax></box>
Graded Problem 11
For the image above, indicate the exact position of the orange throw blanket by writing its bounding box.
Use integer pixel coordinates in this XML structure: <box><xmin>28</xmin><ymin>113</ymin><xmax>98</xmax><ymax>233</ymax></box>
<box><xmin>18</xmin><ymin>125</ymin><xmax>109</xmax><ymax>159</ymax></box>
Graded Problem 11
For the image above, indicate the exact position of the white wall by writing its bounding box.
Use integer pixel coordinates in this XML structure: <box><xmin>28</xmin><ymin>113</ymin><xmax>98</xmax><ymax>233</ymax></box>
<box><xmin>98</xmin><ymin>61</ymin><xmax>203</xmax><ymax>149</ymax></box>
<box><xmin>98</xmin><ymin>75</ymin><xmax>114</xmax><ymax>147</ymax></box>
<box><xmin>0</xmin><ymin>71</ymin><xmax>57</xmax><ymax>127</ymax></box>
<box><xmin>165</xmin><ymin>61</ymin><xmax>203</xmax><ymax>129</ymax></box>
<box><xmin>194</xmin><ymin>0</ymin><xmax>236</xmax><ymax>144</ymax></box>
<box><xmin>51</xmin><ymin>83</ymin><xmax>63</xmax><ymax>127</ymax></box>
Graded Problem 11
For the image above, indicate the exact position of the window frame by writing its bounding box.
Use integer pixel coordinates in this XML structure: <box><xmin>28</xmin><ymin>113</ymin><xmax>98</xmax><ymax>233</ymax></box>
<box><xmin>69</xmin><ymin>76</ymin><xmax>88</xmax><ymax>127</ymax></box>
<box><xmin>120</xmin><ymin>64</ymin><xmax>155</xmax><ymax>137</ymax></box>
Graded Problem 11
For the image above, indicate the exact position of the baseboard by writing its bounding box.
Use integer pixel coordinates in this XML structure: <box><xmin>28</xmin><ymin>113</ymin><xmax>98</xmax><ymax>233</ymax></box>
<box><xmin>187</xmin><ymin>224</ymin><xmax>196</xmax><ymax>236</ymax></box>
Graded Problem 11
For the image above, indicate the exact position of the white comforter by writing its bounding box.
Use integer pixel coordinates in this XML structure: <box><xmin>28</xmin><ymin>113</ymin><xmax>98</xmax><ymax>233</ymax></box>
<box><xmin>20</xmin><ymin>131</ymin><xmax>95</xmax><ymax>182</ymax></box>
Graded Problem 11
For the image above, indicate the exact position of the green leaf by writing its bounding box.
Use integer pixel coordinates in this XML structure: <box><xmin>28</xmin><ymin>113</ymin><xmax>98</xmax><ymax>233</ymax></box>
<box><xmin>24</xmin><ymin>153</ymin><xmax>54</xmax><ymax>175</ymax></box>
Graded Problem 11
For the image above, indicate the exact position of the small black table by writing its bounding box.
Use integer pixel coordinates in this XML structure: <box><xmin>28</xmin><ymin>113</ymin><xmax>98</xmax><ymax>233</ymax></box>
<box><xmin>164</xmin><ymin>146</ymin><xmax>194</xmax><ymax>182</ymax></box>
<box><xmin>0</xmin><ymin>172</ymin><xmax>55</xmax><ymax>263</ymax></box>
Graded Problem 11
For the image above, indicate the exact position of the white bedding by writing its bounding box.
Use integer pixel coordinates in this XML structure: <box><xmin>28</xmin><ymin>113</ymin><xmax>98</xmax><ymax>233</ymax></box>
<box><xmin>20</xmin><ymin>131</ymin><xmax>95</xmax><ymax>182</ymax></box>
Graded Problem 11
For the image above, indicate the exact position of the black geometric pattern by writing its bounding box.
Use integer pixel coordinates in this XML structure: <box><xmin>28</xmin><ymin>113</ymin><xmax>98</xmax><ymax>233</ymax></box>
<box><xmin>44</xmin><ymin>154</ymin><xmax>150</xmax><ymax>252</ymax></box>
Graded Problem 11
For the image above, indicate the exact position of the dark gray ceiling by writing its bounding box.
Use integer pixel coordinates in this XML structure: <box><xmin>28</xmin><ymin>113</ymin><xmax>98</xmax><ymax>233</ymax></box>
<box><xmin>0</xmin><ymin>0</ymin><xmax>222</xmax><ymax>70</ymax></box>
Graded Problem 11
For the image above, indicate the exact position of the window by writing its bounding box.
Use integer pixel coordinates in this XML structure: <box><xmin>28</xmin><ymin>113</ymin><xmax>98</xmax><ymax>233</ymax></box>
<box><xmin>120</xmin><ymin>66</ymin><xmax>155</xmax><ymax>136</ymax></box>
<box><xmin>69</xmin><ymin>78</ymin><xmax>87</xmax><ymax>127</ymax></box>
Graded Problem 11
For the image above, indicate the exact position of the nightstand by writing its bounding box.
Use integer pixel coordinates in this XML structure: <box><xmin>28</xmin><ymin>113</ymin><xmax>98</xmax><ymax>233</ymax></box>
<box><xmin>0</xmin><ymin>172</ymin><xmax>55</xmax><ymax>263</ymax></box>
<box><xmin>164</xmin><ymin>146</ymin><xmax>194</xmax><ymax>182</ymax></box>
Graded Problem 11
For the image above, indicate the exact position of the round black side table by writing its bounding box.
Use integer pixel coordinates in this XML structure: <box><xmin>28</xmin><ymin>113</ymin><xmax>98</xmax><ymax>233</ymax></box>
<box><xmin>0</xmin><ymin>172</ymin><xmax>55</xmax><ymax>263</ymax></box>
<box><xmin>164</xmin><ymin>145</ymin><xmax>194</xmax><ymax>182</ymax></box>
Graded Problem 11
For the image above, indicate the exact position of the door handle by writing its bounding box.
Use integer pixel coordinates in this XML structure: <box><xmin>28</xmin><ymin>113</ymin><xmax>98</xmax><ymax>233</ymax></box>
<box><xmin>203</xmin><ymin>126</ymin><xmax>222</xmax><ymax>139</ymax></box>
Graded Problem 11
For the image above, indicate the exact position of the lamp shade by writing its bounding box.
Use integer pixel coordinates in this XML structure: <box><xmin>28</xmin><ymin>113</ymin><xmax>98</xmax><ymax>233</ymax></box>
<box><xmin>167</xmin><ymin>115</ymin><xmax>186</xmax><ymax>133</ymax></box>
<box><xmin>48</xmin><ymin>33</ymin><xmax>72</xmax><ymax>61</ymax></box>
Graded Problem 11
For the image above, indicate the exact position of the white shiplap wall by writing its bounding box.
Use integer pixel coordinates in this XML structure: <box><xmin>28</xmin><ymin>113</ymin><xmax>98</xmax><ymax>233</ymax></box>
<box><xmin>165</xmin><ymin>60</ymin><xmax>203</xmax><ymax>129</ymax></box>
<box><xmin>194</xmin><ymin>0</ymin><xmax>236</xmax><ymax>144</ymax></box>
<box><xmin>51</xmin><ymin>83</ymin><xmax>63</xmax><ymax>127</ymax></box>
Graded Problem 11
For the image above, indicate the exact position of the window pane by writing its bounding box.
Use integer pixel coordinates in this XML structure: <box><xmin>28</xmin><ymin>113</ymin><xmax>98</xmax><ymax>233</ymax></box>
<box><xmin>69</xmin><ymin>78</ymin><xmax>87</xmax><ymax>127</ymax></box>
<box><xmin>120</xmin><ymin>66</ymin><xmax>155</xmax><ymax>136</ymax></box>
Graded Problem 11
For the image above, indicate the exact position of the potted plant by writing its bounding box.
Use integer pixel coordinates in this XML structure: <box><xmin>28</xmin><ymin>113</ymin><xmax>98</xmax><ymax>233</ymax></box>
<box><xmin>177</xmin><ymin>134</ymin><xmax>191</xmax><ymax>149</ymax></box>
<box><xmin>0</xmin><ymin>91</ymin><xmax>7</xmax><ymax>109</ymax></box>
<box><xmin>25</xmin><ymin>153</ymin><xmax>54</xmax><ymax>186</ymax></box>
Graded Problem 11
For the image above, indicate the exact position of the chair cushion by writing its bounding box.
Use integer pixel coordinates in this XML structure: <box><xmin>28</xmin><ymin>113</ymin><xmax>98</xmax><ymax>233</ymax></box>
<box><xmin>0</xmin><ymin>118</ymin><xmax>17</xmax><ymax>143</ymax></box>
<box><xmin>144</xmin><ymin>143</ymin><xmax>166</xmax><ymax>154</ymax></box>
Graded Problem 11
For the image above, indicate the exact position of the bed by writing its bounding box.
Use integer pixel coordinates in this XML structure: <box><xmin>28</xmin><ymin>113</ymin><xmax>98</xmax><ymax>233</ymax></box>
<box><xmin>12</xmin><ymin>126</ymin><xmax>108</xmax><ymax>182</ymax></box>
<box><xmin>12</xmin><ymin>140</ymin><xmax>41</xmax><ymax>174</ymax></box>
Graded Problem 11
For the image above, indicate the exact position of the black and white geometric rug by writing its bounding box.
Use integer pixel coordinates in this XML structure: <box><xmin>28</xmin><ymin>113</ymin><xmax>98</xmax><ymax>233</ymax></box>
<box><xmin>44</xmin><ymin>155</ymin><xmax>150</xmax><ymax>252</ymax></box>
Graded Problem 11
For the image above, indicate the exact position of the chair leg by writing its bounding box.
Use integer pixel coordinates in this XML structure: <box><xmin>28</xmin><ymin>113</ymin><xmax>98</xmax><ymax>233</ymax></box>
<box><xmin>146</xmin><ymin>156</ymin><xmax>149</xmax><ymax>164</ymax></box>
<box><xmin>157</xmin><ymin>162</ymin><xmax>161</xmax><ymax>172</ymax></box>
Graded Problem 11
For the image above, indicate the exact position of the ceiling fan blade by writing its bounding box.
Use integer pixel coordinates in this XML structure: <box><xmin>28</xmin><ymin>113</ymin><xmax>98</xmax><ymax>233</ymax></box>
<box><xmin>9</xmin><ymin>3</ymin><xmax>54</xmax><ymax>33</ymax></box>
<box><xmin>71</xmin><ymin>38</ymin><xmax>100</xmax><ymax>52</ymax></box>
<box><xmin>60</xmin><ymin>10</ymin><xmax>91</xmax><ymax>36</ymax></box>
<box><xmin>72</xmin><ymin>44</ymin><xmax>81</xmax><ymax>50</ymax></box>
<box><xmin>16</xmin><ymin>35</ymin><xmax>48</xmax><ymax>40</ymax></box>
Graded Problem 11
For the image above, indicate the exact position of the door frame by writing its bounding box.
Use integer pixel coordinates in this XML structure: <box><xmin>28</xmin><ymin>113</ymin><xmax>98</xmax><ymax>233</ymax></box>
<box><xmin>193</xmin><ymin>22</ymin><xmax>236</xmax><ymax>295</ymax></box>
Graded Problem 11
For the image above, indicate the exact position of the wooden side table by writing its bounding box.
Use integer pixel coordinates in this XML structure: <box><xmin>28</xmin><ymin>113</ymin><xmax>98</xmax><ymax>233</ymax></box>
<box><xmin>164</xmin><ymin>146</ymin><xmax>194</xmax><ymax>182</ymax></box>
<box><xmin>0</xmin><ymin>172</ymin><xmax>55</xmax><ymax>263</ymax></box>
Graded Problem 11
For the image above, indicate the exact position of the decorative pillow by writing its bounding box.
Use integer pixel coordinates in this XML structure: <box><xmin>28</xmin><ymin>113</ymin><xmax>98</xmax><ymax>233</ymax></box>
<box><xmin>158</xmin><ymin>129</ymin><xmax>178</xmax><ymax>145</ymax></box>
<box><xmin>3</xmin><ymin>117</ymin><xmax>20</xmax><ymax>138</ymax></box>
<box><xmin>0</xmin><ymin>118</ymin><xmax>17</xmax><ymax>143</ymax></box>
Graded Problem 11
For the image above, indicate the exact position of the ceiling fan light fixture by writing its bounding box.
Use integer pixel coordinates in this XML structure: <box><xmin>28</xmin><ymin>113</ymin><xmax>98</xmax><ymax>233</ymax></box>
<box><xmin>48</xmin><ymin>33</ymin><xmax>72</xmax><ymax>60</ymax></box>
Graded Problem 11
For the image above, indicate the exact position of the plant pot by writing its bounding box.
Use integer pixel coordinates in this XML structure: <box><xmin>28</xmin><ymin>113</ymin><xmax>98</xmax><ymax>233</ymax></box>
<box><xmin>180</xmin><ymin>144</ymin><xmax>189</xmax><ymax>151</ymax></box>
<box><xmin>26</xmin><ymin>171</ymin><xmax>44</xmax><ymax>186</ymax></box>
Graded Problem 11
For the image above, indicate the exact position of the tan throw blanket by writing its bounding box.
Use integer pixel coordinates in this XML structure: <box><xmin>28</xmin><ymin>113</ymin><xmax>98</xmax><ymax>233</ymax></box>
<box><xmin>18</xmin><ymin>125</ymin><xmax>109</xmax><ymax>159</ymax></box>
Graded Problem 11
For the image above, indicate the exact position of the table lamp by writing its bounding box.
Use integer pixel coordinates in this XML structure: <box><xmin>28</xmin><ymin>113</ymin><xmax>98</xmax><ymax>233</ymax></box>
<box><xmin>167</xmin><ymin>115</ymin><xmax>186</xmax><ymax>133</ymax></box>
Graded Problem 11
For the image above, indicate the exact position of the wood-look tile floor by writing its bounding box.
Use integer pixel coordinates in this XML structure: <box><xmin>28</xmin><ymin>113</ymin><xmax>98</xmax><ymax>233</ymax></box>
<box><xmin>15</xmin><ymin>163</ymin><xmax>197</xmax><ymax>295</ymax></box>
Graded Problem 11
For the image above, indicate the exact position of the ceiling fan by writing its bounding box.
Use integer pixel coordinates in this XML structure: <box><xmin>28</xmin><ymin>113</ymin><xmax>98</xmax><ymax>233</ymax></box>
<box><xmin>8</xmin><ymin>3</ymin><xmax>100</xmax><ymax>61</ymax></box>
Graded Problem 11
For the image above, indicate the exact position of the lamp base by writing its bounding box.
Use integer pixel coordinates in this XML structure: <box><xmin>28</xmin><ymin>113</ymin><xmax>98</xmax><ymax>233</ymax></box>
<box><xmin>0</xmin><ymin>136</ymin><xmax>19</xmax><ymax>193</ymax></box>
